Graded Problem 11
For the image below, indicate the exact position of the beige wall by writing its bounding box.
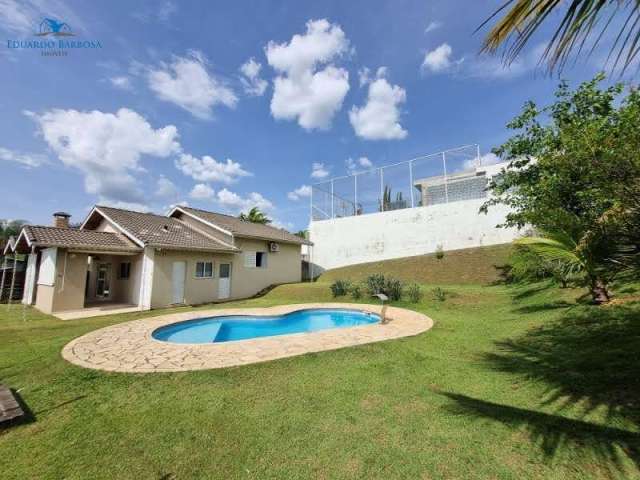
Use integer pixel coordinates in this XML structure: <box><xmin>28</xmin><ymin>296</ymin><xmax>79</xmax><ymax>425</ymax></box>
<box><xmin>35</xmin><ymin>250</ymin><xmax>87</xmax><ymax>313</ymax></box>
<box><xmin>149</xmin><ymin>240</ymin><xmax>302</xmax><ymax>308</ymax></box>
<box><xmin>34</xmin><ymin>249</ymin><xmax>143</xmax><ymax>314</ymax></box>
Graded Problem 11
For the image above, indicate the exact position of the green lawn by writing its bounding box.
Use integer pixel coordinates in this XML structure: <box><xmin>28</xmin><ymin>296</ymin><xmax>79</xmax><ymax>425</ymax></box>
<box><xmin>0</xmin><ymin>280</ymin><xmax>639</xmax><ymax>479</ymax></box>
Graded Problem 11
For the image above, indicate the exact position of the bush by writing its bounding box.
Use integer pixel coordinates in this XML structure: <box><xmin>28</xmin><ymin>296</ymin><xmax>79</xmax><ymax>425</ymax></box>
<box><xmin>407</xmin><ymin>283</ymin><xmax>423</xmax><ymax>303</ymax></box>
<box><xmin>435</xmin><ymin>245</ymin><xmax>445</xmax><ymax>260</ymax></box>
<box><xmin>350</xmin><ymin>283</ymin><xmax>363</xmax><ymax>300</ymax></box>
<box><xmin>385</xmin><ymin>278</ymin><xmax>404</xmax><ymax>301</ymax></box>
<box><xmin>432</xmin><ymin>287</ymin><xmax>447</xmax><ymax>302</ymax></box>
<box><xmin>365</xmin><ymin>274</ymin><xmax>387</xmax><ymax>295</ymax></box>
<box><xmin>330</xmin><ymin>280</ymin><xmax>351</xmax><ymax>297</ymax></box>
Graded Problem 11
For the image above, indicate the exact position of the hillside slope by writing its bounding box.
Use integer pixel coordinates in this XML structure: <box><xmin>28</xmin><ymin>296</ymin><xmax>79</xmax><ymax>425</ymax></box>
<box><xmin>318</xmin><ymin>243</ymin><xmax>512</xmax><ymax>285</ymax></box>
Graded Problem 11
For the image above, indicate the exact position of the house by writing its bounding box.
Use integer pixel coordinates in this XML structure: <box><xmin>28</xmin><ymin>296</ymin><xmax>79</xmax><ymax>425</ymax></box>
<box><xmin>3</xmin><ymin>206</ymin><xmax>311</xmax><ymax>317</ymax></box>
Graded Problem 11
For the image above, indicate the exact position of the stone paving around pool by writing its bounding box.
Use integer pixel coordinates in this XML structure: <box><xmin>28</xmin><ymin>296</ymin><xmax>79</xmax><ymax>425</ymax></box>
<box><xmin>61</xmin><ymin>303</ymin><xmax>434</xmax><ymax>373</ymax></box>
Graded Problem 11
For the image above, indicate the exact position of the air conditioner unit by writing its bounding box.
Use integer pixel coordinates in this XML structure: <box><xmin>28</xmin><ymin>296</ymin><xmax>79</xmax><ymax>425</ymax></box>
<box><xmin>269</xmin><ymin>242</ymin><xmax>280</xmax><ymax>252</ymax></box>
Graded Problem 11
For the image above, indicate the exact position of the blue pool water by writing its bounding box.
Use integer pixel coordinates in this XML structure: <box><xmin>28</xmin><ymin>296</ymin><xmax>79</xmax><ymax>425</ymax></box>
<box><xmin>152</xmin><ymin>309</ymin><xmax>380</xmax><ymax>344</ymax></box>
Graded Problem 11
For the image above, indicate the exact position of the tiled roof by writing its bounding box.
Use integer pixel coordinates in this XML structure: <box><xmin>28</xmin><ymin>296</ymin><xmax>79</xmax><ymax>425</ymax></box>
<box><xmin>180</xmin><ymin>206</ymin><xmax>311</xmax><ymax>245</ymax></box>
<box><xmin>22</xmin><ymin>226</ymin><xmax>142</xmax><ymax>252</ymax></box>
<box><xmin>96</xmin><ymin>206</ymin><xmax>239</xmax><ymax>252</ymax></box>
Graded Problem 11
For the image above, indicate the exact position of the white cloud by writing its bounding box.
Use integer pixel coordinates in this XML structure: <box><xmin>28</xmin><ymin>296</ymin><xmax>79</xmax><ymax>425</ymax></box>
<box><xmin>266</xmin><ymin>18</ymin><xmax>350</xmax><ymax>130</ymax></box>
<box><xmin>311</xmin><ymin>162</ymin><xmax>330</xmax><ymax>179</ymax></box>
<box><xmin>358</xmin><ymin>156</ymin><xmax>373</xmax><ymax>168</ymax></box>
<box><xmin>345</xmin><ymin>156</ymin><xmax>372</xmax><ymax>174</ymax></box>
<box><xmin>421</xmin><ymin>43</ymin><xmax>545</xmax><ymax>79</ymax></box>
<box><xmin>0</xmin><ymin>146</ymin><xmax>47</xmax><ymax>168</ymax></box>
<box><xmin>271</xmin><ymin>218</ymin><xmax>294</xmax><ymax>230</ymax></box>
<box><xmin>462</xmin><ymin>152</ymin><xmax>502</xmax><ymax>171</ymax></box>
<box><xmin>189</xmin><ymin>183</ymin><xmax>215</xmax><ymax>200</ymax></box>
<box><xmin>27</xmin><ymin>108</ymin><xmax>180</xmax><ymax>204</ymax></box>
<box><xmin>158</xmin><ymin>1</ymin><xmax>177</xmax><ymax>22</ymax></box>
<box><xmin>155</xmin><ymin>176</ymin><xmax>178</xmax><ymax>198</ymax></box>
<box><xmin>349</xmin><ymin>70</ymin><xmax>407</xmax><ymax>141</ymax></box>
<box><xmin>109</xmin><ymin>76</ymin><xmax>133</xmax><ymax>91</ymax></box>
<box><xmin>421</xmin><ymin>43</ymin><xmax>454</xmax><ymax>73</ymax></box>
<box><xmin>216</xmin><ymin>188</ymin><xmax>274</xmax><ymax>214</ymax></box>
<box><xmin>239</xmin><ymin>58</ymin><xmax>268</xmax><ymax>96</ymax></box>
<box><xmin>146</xmin><ymin>50</ymin><xmax>237</xmax><ymax>119</ymax></box>
<box><xmin>175</xmin><ymin>153</ymin><xmax>251</xmax><ymax>184</ymax></box>
<box><xmin>96</xmin><ymin>199</ymin><xmax>150</xmax><ymax>213</ymax></box>
<box><xmin>0</xmin><ymin>0</ymin><xmax>83</xmax><ymax>35</ymax></box>
<box><xmin>287</xmin><ymin>184</ymin><xmax>311</xmax><ymax>201</ymax></box>
<box><xmin>424</xmin><ymin>21</ymin><xmax>441</xmax><ymax>34</ymax></box>
<box><xmin>358</xmin><ymin>67</ymin><xmax>370</xmax><ymax>87</ymax></box>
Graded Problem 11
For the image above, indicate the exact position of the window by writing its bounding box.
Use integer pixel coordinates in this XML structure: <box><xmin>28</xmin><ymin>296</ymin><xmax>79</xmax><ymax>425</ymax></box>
<box><xmin>195</xmin><ymin>261</ymin><xmax>213</xmax><ymax>278</ymax></box>
<box><xmin>118</xmin><ymin>262</ymin><xmax>131</xmax><ymax>279</ymax></box>
<box><xmin>244</xmin><ymin>251</ymin><xmax>267</xmax><ymax>268</ymax></box>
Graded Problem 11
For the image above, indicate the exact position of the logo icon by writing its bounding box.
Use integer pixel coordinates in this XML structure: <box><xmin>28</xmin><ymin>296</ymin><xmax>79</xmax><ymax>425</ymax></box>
<box><xmin>36</xmin><ymin>18</ymin><xmax>74</xmax><ymax>37</ymax></box>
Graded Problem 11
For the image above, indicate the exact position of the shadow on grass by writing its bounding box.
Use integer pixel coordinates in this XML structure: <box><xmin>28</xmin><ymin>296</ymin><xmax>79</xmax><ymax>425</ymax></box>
<box><xmin>0</xmin><ymin>389</ymin><xmax>36</xmax><ymax>430</ymax></box>
<box><xmin>441</xmin><ymin>392</ymin><xmax>640</xmax><ymax>472</ymax></box>
<box><xmin>485</xmin><ymin>302</ymin><xmax>640</xmax><ymax>425</ymax></box>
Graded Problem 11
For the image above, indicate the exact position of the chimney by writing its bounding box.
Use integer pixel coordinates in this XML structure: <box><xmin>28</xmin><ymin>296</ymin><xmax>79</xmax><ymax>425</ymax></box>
<box><xmin>53</xmin><ymin>212</ymin><xmax>71</xmax><ymax>229</ymax></box>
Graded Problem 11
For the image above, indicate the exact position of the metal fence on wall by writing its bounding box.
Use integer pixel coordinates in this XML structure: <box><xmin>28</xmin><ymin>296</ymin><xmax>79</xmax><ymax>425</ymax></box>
<box><xmin>311</xmin><ymin>144</ymin><xmax>489</xmax><ymax>221</ymax></box>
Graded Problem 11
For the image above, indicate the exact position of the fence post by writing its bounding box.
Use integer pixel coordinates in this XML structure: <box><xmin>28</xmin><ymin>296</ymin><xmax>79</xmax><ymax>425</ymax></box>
<box><xmin>8</xmin><ymin>254</ymin><xmax>17</xmax><ymax>305</ymax></box>
<box><xmin>409</xmin><ymin>160</ymin><xmax>415</xmax><ymax>208</ymax></box>
<box><xmin>380</xmin><ymin>168</ymin><xmax>384</xmax><ymax>211</ymax></box>
<box><xmin>442</xmin><ymin>151</ymin><xmax>449</xmax><ymax>203</ymax></box>
<box><xmin>310</xmin><ymin>185</ymin><xmax>314</xmax><ymax>222</ymax></box>
<box><xmin>0</xmin><ymin>255</ymin><xmax>7</xmax><ymax>302</ymax></box>
<box><xmin>354</xmin><ymin>174</ymin><xmax>358</xmax><ymax>215</ymax></box>
<box><xmin>330</xmin><ymin>180</ymin><xmax>334</xmax><ymax>218</ymax></box>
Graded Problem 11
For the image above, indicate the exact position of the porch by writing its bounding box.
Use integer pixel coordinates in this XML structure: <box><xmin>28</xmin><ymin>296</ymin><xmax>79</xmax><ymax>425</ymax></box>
<box><xmin>54</xmin><ymin>302</ymin><xmax>140</xmax><ymax>320</ymax></box>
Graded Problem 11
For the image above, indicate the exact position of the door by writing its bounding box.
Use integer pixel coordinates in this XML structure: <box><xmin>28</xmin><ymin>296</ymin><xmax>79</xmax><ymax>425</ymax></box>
<box><xmin>172</xmin><ymin>261</ymin><xmax>186</xmax><ymax>304</ymax></box>
<box><xmin>218</xmin><ymin>263</ymin><xmax>231</xmax><ymax>300</ymax></box>
<box><xmin>96</xmin><ymin>263</ymin><xmax>111</xmax><ymax>299</ymax></box>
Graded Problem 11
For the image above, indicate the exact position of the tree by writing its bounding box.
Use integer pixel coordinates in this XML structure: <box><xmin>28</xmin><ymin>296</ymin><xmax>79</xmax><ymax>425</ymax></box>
<box><xmin>482</xmin><ymin>74</ymin><xmax>640</xmax><ymax>303</ymax></box>
<box><xmin>0</xmin><ymin>219</ymin><xmax>28</xmax><ymax>242</ymax></box>
<box><xmin>238</xmin><ymin>207</ymin><xmax>272</xmax><ymax>225</ymax></box>
<box><xmin>294</xmin><ymin>230</ymin><xmax>308</xmax><ymax>239</ymax></box>
<box><xmin>480</xmin><ymin>0</ymin><xmax>640</xmax><ymax>75</ymax></box>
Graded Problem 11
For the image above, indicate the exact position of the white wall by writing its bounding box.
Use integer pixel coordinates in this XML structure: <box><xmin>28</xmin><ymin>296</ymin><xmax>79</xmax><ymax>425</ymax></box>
<box><xmin>309</xmin><ymin>162</ymin><xmax>521</xmax><ymax>271</ymax></box>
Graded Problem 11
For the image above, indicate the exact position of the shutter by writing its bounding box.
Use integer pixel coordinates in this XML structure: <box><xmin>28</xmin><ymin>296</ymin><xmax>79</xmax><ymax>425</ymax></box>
<box><xmin>244</xmin><ymin>251</ymin><xmax>256</xmax><ymax>268</ymax></box>
<box><xmin>38</xmin><ymin>247</ymin><xmax>57</xmax><ymax>286</ymax></box>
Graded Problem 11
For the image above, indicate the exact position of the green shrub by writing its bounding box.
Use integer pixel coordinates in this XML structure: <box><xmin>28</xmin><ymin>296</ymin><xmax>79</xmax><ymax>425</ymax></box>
<box><xmin>435</xmin><ymin>245</ymin><xmax>445</xmax><ymax>260</ymax></box>
<box><xmin>385</xmin><ymin>278</ymin><xmax>404</xmax><ymax>301</ymax></box>
<box><xmin>407</xmin><ymin>283</ymin><xmax>423</xmax><ymax>303</ymax></box>
<box><xmin>330</xmin><ymin>280</ymin><xmax>351</xmax><ymax>297</ymax></box>
<box><xmin>365</xmin><ymin>274</ymin><xmax>386</xmax><ymax>295</ymax></box>
<box><xmin>432</xmin><ymin>287</ymin><xmax>447</xmax><ymax>302</ymax></box>
<box><xmin>350</xmin><ymin>283</ymin><xmax>363</xmax><ymax>300</ymax></box>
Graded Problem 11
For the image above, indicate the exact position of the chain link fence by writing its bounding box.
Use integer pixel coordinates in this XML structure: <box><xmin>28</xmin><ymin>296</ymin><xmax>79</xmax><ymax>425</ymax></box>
<box><xmin>311</xmin><ymin>144</ymin><xmax>489</xmax><ymax>221</ymax></box>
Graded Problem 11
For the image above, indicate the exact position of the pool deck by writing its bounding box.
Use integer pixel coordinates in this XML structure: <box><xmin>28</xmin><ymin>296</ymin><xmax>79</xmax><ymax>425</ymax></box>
<box><xmin>61</xmin><ymin>303</ymin><xmax>434</xmax><ymax>373</ymax></box>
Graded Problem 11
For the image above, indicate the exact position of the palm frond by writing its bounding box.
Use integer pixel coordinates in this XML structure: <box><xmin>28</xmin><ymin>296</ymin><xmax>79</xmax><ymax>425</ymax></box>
<box><xmin>480</xmin><ymin>0</ymin><xmax>640</xmax><ymax>75</ymax></box>
<box><xmin>515</xmin><ymin>236</ymin><xmax>585</xmax><ymax>270</ymax></box>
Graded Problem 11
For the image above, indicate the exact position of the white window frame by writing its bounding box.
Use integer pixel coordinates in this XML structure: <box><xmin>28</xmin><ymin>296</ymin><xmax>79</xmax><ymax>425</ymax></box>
<box><xmin>244</xmin><ymin>251</ymin><xmax>267</xmax><ymax>269</ymax></box>
<box><xmin>195</xmin><ymin>260</ymin><xmax>214</xmax><ymax>279</ymax></box>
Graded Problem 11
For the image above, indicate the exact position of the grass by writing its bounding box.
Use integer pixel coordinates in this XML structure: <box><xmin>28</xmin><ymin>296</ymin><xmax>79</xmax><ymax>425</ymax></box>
<box><xmin>318</xmin><ymin>244</ymin><xmax>513</xmax><ymax>284</ymax></box>
<box><xmin>0</xmin><ymin>279</ymin><xmax>639</xmax><ymax>479</ymax></box>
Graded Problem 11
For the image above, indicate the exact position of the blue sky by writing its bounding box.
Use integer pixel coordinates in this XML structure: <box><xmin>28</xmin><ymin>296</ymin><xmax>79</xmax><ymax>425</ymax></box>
<box><xmin>0</xmin><ymin>0</ymin><xmax>609</xmax><ymax>230</ymax></box>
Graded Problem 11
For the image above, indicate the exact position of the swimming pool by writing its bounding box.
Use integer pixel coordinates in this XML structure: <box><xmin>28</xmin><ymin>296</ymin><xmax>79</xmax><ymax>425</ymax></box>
<box><xmin>152</xmin><ymin>308</ymin><xmax>380</xmax><ymax>344</ymax></box>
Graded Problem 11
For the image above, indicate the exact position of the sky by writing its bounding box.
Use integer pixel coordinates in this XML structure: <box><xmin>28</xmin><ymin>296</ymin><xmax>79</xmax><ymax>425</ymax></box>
<box><xmin>0</xmin><ymin>0</ymin><xmax>614</xmax><ymax>231</ymax></box>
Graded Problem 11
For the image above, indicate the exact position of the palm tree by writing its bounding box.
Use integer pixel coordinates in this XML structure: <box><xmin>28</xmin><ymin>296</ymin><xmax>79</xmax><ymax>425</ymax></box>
<box><xmin>238</xmin><ymin>207</ymin><xmax>272</xmax><ymax>225</ymax></box>
<box><xmin>515</xmin><ymin>231</ymin><xmax>611</xmax><ymax>303</ymax></box>
<box><xmin>480</xmin><ymin>0</ymin><xmax>640</xmax><ymax>74</ymax></box>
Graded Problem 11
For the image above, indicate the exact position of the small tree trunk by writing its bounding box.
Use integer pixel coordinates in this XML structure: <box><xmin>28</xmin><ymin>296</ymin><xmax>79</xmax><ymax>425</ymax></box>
<box><xmin>590</xmin><ymin>278</ymin><xmax>610</xmax><ymax>304</ymax></box>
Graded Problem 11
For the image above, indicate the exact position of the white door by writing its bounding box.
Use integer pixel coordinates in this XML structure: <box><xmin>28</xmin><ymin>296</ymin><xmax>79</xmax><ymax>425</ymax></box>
<box><xmin>172</xmin><ymin>261</ymin><xmax>186</xmax><ymax>304</ymax></box>
<box><xmin>218</xmin><ymin>263</ymin><xmax>231</xmax><ymax>300</ymax></box>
